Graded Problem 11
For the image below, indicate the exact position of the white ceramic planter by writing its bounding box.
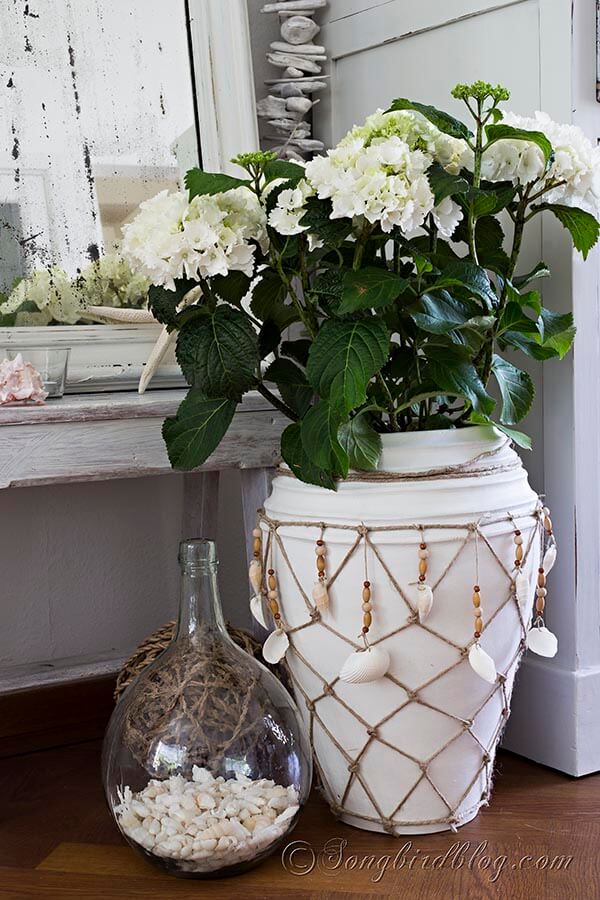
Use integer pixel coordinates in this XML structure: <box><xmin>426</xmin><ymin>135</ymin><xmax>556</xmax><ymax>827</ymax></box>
<box><xmin>262</xmin><ymin>426</ymin><xmax>542</xmax><ymax>835</ymax></box>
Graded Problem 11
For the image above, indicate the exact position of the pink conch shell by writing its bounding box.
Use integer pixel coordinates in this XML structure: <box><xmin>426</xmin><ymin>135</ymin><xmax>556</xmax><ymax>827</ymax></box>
<box><xmin>0</xmin><ymin>353</ymin><xmax>47</xmax><ymax>405</ymax></box>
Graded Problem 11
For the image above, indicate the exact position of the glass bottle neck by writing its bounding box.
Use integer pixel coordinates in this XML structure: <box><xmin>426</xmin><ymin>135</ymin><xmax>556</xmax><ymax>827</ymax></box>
<box><xmin>176</xmin><ymin>566</ymin><xmax>227</xmax><ymax>640</ymax></box>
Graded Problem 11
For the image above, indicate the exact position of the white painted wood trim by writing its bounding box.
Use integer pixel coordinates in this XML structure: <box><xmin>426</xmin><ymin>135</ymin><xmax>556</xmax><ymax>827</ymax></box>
<box><xmin>320</xmin><ymin>0</ymin><xmax>529</xmax><ymax>59</ymax></box>
<box><xmin>504</xmin><ymin>657</ymin><xmax>600</xmax><ymax>776</ymax></box>
<box><xmin>188</xmin><ymin>0</ymin><xmax>260</xmax><ymax>173</ymax></box>
<box><xmin>504</xmin><ymin>0</ymin><xmax>600</xmax><ymax>775</ymax></box>
<box><xmin>0</xmin><ymin>654</ymin><xmax>128</xmax><ymax>695</ymax></box>
<box><xmin>0</xmin><ymin>390</ymin><xmax>286</xmax><ymax>488</ymax></box>
<box><xmin>0</xmin><ymin>388</ymin><xmax>273</xmax><ymax>425</ymax></box>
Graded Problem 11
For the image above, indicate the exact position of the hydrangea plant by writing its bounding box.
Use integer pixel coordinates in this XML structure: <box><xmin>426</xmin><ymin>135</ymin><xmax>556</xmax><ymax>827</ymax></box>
<box><xmin>123</xmin><ymin>82</ymin><xmax>600</xmax><ymax>488</ymax></box>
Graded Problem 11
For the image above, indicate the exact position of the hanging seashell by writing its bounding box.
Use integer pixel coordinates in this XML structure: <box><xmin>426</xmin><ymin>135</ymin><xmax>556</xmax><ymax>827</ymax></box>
<box><xmin>312</xmin><ymin>579</ymin><xmax>329</xmax><ymax>610</ymax></box>
<box><xmin>468</xmin><ymin>643</ymin><xmax>497</xmax><ymax>684</ymax></box>
<box><xmin>526</xmin><ymin>625</ymin><xmax>558</xmax><ymax>658</ymax></box>
<box><xmin>248</xmin><ymin>558</ymin><xmax>262</xmax><ymax>594</ymax></box>
<box><xmin>542</xmin><ymin>542</ymin><xmax>557</xmax><ymax>574</ymax></box>
<box><xmin>339</xmin><ymin>645</ymin><xmax>390</xmax><ymax>685</ymax></box>
<box><xmin>417</xmin><ymin>583</ymin><xmax>433</xmax><ymax>623</ymax></box>
<box><xmin>262</xmin><ymin>628</ymin><xmax>290</xmax><ymax>664</ymax></box>
<box><xmin>250</xmin><ymin>594</ymin><xmax>269</xmax><ymax>630</ymax></box>
<box><xmin>515</xmin><ymin>571</ymin><xmax>530</xmax><ymax>609</ymax></box>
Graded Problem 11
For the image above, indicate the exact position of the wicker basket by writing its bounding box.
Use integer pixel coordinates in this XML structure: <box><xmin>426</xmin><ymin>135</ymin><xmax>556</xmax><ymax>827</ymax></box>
<box><xmin>115</xmin><ymin>622</ymin><xmax>290</xmax><ymax>701</ymax></box>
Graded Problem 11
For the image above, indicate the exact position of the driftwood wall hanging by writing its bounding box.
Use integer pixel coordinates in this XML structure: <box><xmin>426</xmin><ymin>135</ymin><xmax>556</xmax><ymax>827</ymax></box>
<box><xmin>257</xmin><ymin>0</ymin><xmax>328</xmax><ymax>160</ymax></box>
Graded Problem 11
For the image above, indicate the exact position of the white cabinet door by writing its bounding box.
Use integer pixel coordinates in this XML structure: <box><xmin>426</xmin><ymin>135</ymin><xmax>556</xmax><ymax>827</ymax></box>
<box><xmin>314</xmin><ymin>0</ymin><xmax>589</xmax><ymax>775</ymax></box>
<box><xmin>315</xmin><ymin>0</ymin><xmax>568</xmax><ymax>148</ymax></box>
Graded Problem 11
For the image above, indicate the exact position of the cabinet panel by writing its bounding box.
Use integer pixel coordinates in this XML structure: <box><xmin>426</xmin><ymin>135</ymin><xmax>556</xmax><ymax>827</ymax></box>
<box><xmin>316</xmin><ymin>1</ymin><xmax>540</xmax><ymax>146</ymax></box>
<box><xmin>322</xmin><ymin>0</ymin><xmax>531</xmax><ymax>55</ymax></box>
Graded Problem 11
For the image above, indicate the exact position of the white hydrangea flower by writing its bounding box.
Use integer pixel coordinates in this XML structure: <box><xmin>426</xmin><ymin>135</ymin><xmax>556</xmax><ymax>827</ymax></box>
<box><xmin>2</xmin><ymin>267</ymin><xmax>85</xmax><ymax>324</ymax></box>
<box><xmin>481</xmin><ymin>111</ymin><xmax>600</xmax><ymax>216</ymax></box>
<box><xmin>432</xmin><ymin>196</ymin><xmax>464</xmax><ymax>238</ymax></box>
<box><xmin>304</xmin><ymin>135</ymin><xmax>436</xmax><ymax>234</ymax></box>
<box><xmin>78</xmin><ymin>252</ymin><xmax>150</xmax><ymax>308</ymax></box>
<box><xmin>341</xmin><ymin>108</ymin><xmax>472</xmax><ymax>174</ymax></box>
<box><xmin>122</xmin><ymin>187</ymin><xmax>267</xmax><ymax>290</ymax></box>
<box><xmin>121</xmin><ymin>190</ymin><xmax>189</xmax><ymax>289</ymax></box>
<box><xmin>268</xmin><ymin>179</ymin><xmax>314</xmax><ymax>235</ymax></box>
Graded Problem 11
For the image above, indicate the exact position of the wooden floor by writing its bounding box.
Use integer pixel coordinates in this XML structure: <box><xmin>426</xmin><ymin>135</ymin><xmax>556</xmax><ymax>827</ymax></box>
<box><xmin>1</xmin><ymin>740</ymin><xmax>598</xmax><ymax>899</ymax></box>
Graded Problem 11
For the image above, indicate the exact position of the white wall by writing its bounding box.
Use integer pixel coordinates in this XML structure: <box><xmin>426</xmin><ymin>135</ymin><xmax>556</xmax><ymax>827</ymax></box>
<box><xmin>0</xmin><ymin>470</ymin><xmax>250</xmax><ymax>686</ymax></box>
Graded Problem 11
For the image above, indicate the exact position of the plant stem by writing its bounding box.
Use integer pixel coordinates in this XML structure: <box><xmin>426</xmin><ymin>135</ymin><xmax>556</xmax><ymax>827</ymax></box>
<box><xmin>466</xmin><ymin>99</ymin><xmax>484</xmax><ymax>265</ymax></box>
<box><xmin>352</xmin><ymin>222</ymin><xmax>372</xmax><ymax>270</ymax></box>
<box><xmin>376</xmin><ymin>373</ymin><xmax>400</xmax><ymax>432</ymax></box>
<box><xmin>480</xmin><ymin>190</ymin><xmax>529</xmax><ymax>386</ymax></box>
<box><xmin>255</xmin><ymin>382</ymin><xmax>298</xmax><ymax>421</ymax></box>
<box><xmin>272</xmin><ymin>249</ymin><xmax>318</xmax><ymax>339</ymax></box>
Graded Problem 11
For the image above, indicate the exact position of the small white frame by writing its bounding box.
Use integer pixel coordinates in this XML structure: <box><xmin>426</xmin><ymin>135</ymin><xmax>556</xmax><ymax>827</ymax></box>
<box><xmin>0</xmin><ymin>0</ymin><xmax>260</xmax><ymax>393</ymax></box>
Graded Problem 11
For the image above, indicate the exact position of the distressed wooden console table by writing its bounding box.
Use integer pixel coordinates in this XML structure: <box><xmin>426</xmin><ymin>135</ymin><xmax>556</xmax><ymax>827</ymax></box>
<box><xmin>0</xmin><ymin>389</ymin><xmax>286</xmax><ymax>691</ymax></box>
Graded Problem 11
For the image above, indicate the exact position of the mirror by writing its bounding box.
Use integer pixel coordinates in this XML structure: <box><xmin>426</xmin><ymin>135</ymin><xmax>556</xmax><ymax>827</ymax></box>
<box><xmin>0</xmin><ymin>0</ymin><xmax>199</xmax><ymax>324</ymax></box>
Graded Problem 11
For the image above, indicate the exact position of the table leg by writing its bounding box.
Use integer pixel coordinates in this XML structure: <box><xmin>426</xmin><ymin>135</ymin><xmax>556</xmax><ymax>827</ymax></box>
<box><xmin>181</xmin><ymin>471</ymin><xmax>220</xmax><ymax>539</ymax></box>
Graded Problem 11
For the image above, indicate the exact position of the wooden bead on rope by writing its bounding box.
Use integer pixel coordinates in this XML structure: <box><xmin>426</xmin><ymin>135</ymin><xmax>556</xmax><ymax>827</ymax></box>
<box><xmin>362</xmin><ymin>581</ymin><xmax>371</xmax><ymax>633</ymax></box>
<box><xmin>525</xmin><ymin>506</ymin><xmax>558</xmax><ymax>658</ymax></box>
<box><xmin>261</xmin><ymin>559</ymin><xmax>290</xmax><ymax>665</ymax></box>
<box><xmin>416</xmin><ymin>536</ymin><xmax>434</xmax><ymax>623</ymax></box>
<box><xmin>526</xmin><ymin>561</ymin><xmax>558</xmax><ymax>658</ymax></box>
<box><xmin>248</xmin><ymin>526</ymin><xmax>263</xmax><ymax>595</ymax></box>
<box><xmin>312</xmin><ymin>536</ymin><xmax>329</xmax><ymax>610</ymax></box>
<box><xmin>472</xmin><ymin>585</ymin><xmax>483</xmax><ymax>638</ymax></box>
<box><xmin>266</xmin><ymin>568</ymin><xmax>281</xmax><ymax>622</ymax></box>
<box><xmin>535</xmin><ymin>567</ymin><xmax>547</xmax><ymax>614</ymax></box>
<box><xmin>513</xmin><ymin>529</ymin><xmax>524</xmax><ymax>567</ymax></box>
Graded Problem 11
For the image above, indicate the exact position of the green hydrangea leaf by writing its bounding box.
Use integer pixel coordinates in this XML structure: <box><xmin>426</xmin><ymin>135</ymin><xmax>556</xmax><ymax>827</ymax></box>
<box><xmin>306</xmin><ymin>318</ymin><xmax>389</xmax><ymax>415</ymax></box>
<box><xmin>280</xmin><ymin>422</ymin><xmax>336</xmax><ymax>490</ymax></box>
<box><xmin>387</xmin><ymin>98</ymin><xmax>472</xmax><ymax>141</ymax></box>
<box><xmin>491</xmin><ymin>354</ymin><xmax>535</xmax><ymax>424</ymax></box>
<box><xmin>185</xmin><ymin>169</ymin><xmax>250</xmax><ymax>199</ymax></box>
<box><xmin>338</xmin><ymin>413</ymin><xmax>382</xmax><ymax>471</ymax></box>
<box><xmin>163</xmin><ymin>391</ymin><xmax>237</xmax><ymax>470</ymax></box>
<box><xmin>176</xmin><ymin>305</ymin><xmax>258</xmax><ymax>399</ymax></box>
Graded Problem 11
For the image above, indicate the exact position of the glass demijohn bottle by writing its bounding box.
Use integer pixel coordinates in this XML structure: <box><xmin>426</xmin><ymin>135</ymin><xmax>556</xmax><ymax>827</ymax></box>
<box><xmin>102</xmin><ymin>539</ymin><xmax>311</xmax><ymax>877</ymax></box>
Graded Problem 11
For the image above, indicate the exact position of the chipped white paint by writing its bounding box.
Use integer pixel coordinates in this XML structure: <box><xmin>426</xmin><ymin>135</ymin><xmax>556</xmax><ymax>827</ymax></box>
<box><xmin>0</xmin><ymin>0</ymin><xmax>259</xmax><ymax>390</ymax></box>
<box><xmin>0</xmin><ymin>390</ymin><xmax>286</xmax><ymax>487</ymax></box>
<box><xmin>0</xmin><ymin>0</ymin><xmax>196</xmax><ymax>285</ymax></box>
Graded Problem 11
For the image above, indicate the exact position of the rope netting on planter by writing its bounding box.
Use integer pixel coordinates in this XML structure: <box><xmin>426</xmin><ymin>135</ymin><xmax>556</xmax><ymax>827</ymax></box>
<box><xmin>249</xmin><ymin>497</ymin><xmax>557</xmax><ymax>834</ymax></box>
